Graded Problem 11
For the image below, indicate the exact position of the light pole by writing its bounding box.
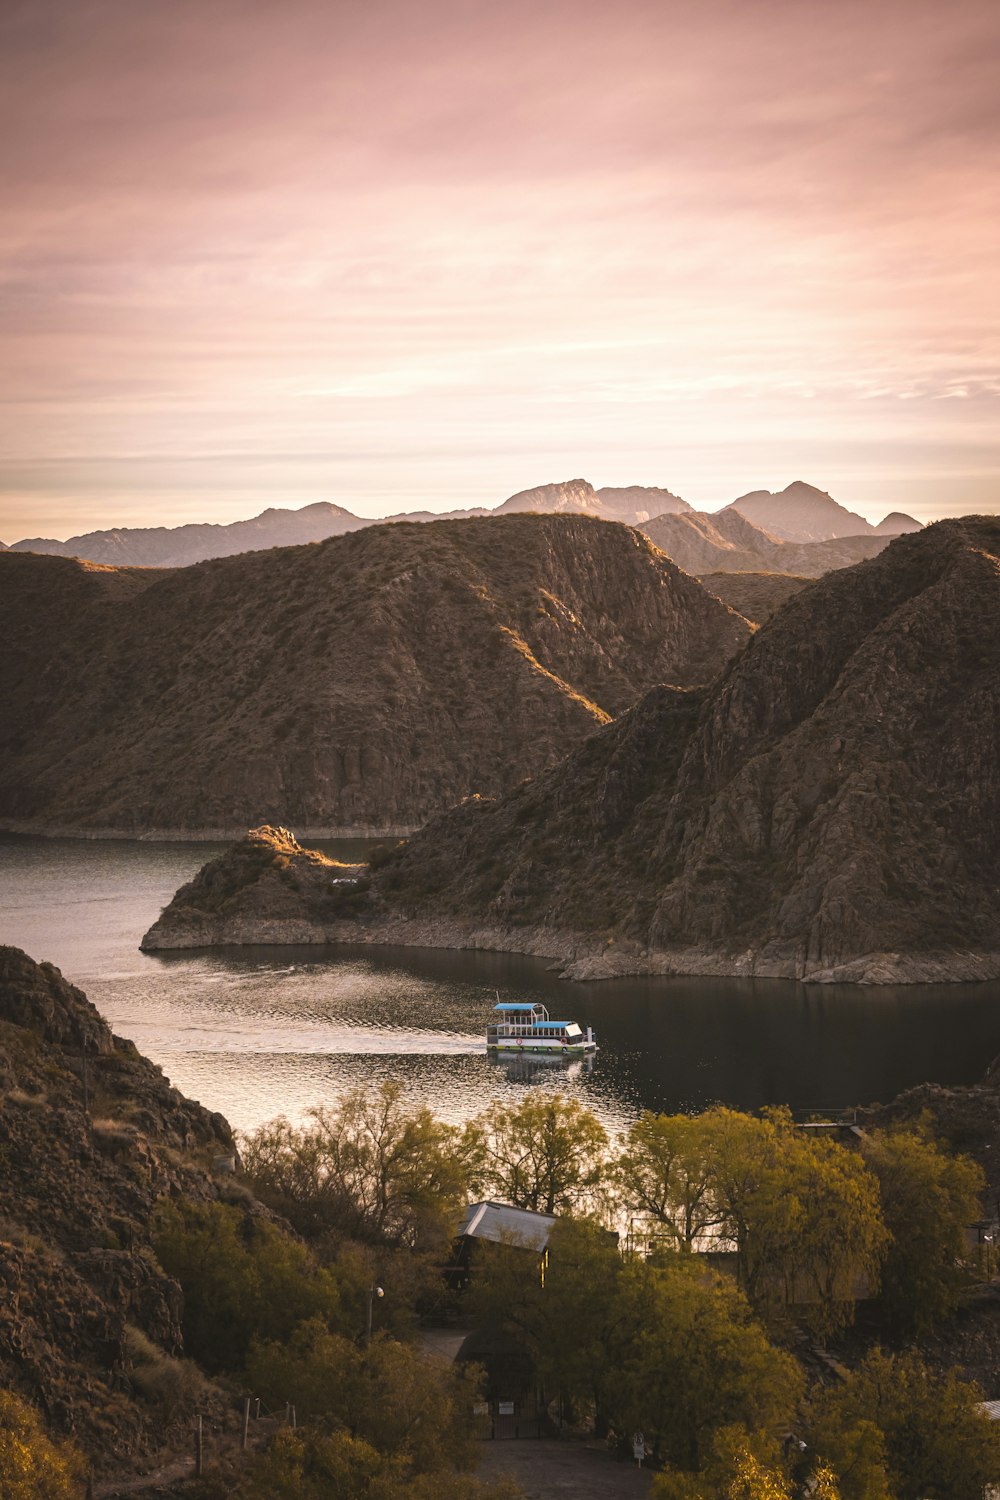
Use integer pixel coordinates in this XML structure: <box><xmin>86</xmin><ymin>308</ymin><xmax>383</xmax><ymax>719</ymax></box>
<box><xmin>366</xmin><ymin>1284</ymin><xmax>384</xmax><ymax>1345</ymax></box>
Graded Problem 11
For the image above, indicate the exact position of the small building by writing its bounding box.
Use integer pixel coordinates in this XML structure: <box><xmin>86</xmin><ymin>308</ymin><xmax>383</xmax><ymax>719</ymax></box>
<box><xmin>450</xmin><ymin>1200</ymin><xmax>559</xmax><ymax>1288</ymax></box>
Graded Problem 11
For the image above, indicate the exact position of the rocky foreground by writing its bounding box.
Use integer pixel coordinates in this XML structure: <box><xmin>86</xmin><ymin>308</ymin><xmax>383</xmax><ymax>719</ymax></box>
<box><xmin>144</xmin><ymin>519</ymin><xmax>1000</xmax><ymax>983</ymax></box>
<box><xmin>0</xmin><ymin>946</ymin><xmax>239</xmax><ymax>1465</ymax></box>
<box><xmin>0</xmin><ymin>512</ymin><xmax>749</xmax><ymax>837</ymax></box>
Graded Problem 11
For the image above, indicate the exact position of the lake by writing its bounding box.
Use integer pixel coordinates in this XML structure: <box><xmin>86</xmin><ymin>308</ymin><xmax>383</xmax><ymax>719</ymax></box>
<box><xmin>2</xmin><ymin>833</ymin><xmax>999</xmax><ymax>1135</ymax></box>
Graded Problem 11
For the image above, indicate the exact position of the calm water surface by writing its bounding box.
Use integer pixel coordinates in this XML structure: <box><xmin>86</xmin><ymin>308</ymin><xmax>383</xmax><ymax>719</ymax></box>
<box><xmin>2</xmin><ymin>834</ymin><xmax>999</xmax><ymax>1134</ymax></box>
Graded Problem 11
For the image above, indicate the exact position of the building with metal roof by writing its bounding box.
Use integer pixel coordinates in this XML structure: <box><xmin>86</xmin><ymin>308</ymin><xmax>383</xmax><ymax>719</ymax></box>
<box><xmin>455</xmin><ymin>1200</ymin><xmax>558</xmax><ymax>1253</ymax></box>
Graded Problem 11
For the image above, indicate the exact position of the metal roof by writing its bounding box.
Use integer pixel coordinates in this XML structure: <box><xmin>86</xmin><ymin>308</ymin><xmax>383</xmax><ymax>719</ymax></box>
<box><xmin>456</xmin><ymin>1200</ymin><xmax>558</xmax><ymax>1252</ymax></box>
<box><xmin>981</xmin><ymin>1400</ymin><xmax>1000</xmax><ymax>1422</ymax></box>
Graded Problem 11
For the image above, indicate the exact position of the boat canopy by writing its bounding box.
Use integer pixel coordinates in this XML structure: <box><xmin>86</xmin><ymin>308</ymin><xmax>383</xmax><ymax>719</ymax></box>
<box><xmin>494</xmin><ymin>1002</ymin><xmax>542</xmax><ymax>1012</ymax></box>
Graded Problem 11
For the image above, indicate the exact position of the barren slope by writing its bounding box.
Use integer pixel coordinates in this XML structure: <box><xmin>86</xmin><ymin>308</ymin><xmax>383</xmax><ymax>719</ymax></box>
<box><xmin>351</xmin><ymin>517</ymin><xmax>1000</xmax><ymax>982</ymax></box>
<box><xmin>0</xmin><ymin>514</ymin><xmax>749</xmax><ymax>836</ymax></box>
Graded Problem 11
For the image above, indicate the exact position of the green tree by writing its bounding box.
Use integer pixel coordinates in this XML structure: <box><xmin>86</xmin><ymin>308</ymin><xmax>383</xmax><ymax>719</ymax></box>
<box><xmin>612</xmin><ymin>1258</ymin><xmax>804</xmax><ymax>1471</ymax></box>
<box><xmin>810</xmin><ymin>1348</ymin><xmax>1000</xmax><ymax>1500</ymax></box>
<box><xmin>152</xmin><ymin>1199</ymin><xmax>344</xmax><ymax>1371</ymax></box>
<box><xmin>613</xmin><ymin>1111</ymin><xmax>721</xmax><ymax>1252</ymax></box>
<box><xmin>804</xmin><ymin>1416</ymin><xmax>891</xmax><ymax>1500</ymax></box>
<box><xmin>241</xmin><ymin>1082</ymin><xmax>480</xmax><ymax>1249</ymax></box>
<box><xmin>238</xmin><ymin>1427</ymin><xmax>521</xmax><ymax>1500</ymax></box>
<box><xmin>0</xmin><ymin>1390</ymin><xmax>83</xmax><ymax>1500</ymax></box>
<box><xmin>246</xmin><ymin>1319</ymin><xmax>482</xmax><ymax>1476</ymax></box>
<box><xmin>698</xmin><ymin>1108</ymin><xmax>886</xmax><ymax>1334</ymax></box>
<box><xmin>860</xmin><ymin>1123</ymin><xmax>983</xmax><ymax>1336</ymax></box>
<box><xmin>474</xmin><ymin>1092</ymin><xmax>608</xmax><ymax>1214</ymax></box>
<box><xmin>533</xmin><ymin>1219</ymin><xmax>628</xmax><ymax>1433</ymax></box>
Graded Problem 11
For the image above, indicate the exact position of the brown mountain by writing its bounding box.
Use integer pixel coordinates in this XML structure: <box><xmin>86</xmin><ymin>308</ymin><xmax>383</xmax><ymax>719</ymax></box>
<box><xmin>0</xmin><ymin>513</ymin><xmax>750</xmax><ymax>837</ymax></box>
<box><xmin>185</xmin><ymin>516</ymin><xmax>997</xmax><ymax>985</ymax></box>
<box><xmin>640</xmin><ymin>507</ymin><xmax>893</xmax><ymax>578</ymax></box>
<box><xmin>875</xmin><ymin>511</ymin><xmax>924</xmax><ymax>535</ymax></box>
<box><xmin>721</xmin><ymin>480</ymin><xmax>920</xmax><ymax>544</ymax></box>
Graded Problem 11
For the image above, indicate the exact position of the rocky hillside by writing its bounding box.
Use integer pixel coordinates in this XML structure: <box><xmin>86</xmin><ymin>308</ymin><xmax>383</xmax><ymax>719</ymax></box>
<box><xmin>0</xmin><ymin>946</ymin><xmax>237</xmax><ymax>1464</ymax></box>
<box><xmin>640</xmin><ymin>507</ymin><xmax>893</xmax><ymax>577</ymax></box>
<box><xmin>142</xmin><ymin>826</ymin><xmax>367</xmax><ymax>949</ymax></box>
<box><xmin>180</xmin><ymin>516</ymin><xmax>996</xmax><ymax>985</ymax></box>
<box><xmin>699</xmin><ymin>572</ymin><xmax>812</xmax><ymax>624</ymax></box>
<box><xmin>0</xmin><ymin>513</ymin><xmax>750</xmax><ymax>837</ymax></box>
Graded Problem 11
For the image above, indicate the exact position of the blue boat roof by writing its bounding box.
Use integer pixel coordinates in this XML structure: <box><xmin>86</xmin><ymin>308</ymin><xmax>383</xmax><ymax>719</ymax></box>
<box><xmin>494</xmin><ymin>1002</ymin><xmax>542</xmax><ymax>1011</ymax></box>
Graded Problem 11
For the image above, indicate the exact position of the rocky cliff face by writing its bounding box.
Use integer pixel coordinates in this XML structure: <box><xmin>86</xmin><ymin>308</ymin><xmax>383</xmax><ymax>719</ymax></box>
<box><xmin>311</xmin><ymin>517</ymin><xmax>998</xmax><ymax>984</ymax></box>
<box><xmin>0</xmin><ymin>947</ymin><xmax>236</xmax><ymax>1463</ymax></box>
<box><xmin>0</xmin><ymin>513</ymin><xmax>750</xmax><ymax>836</ymax></box>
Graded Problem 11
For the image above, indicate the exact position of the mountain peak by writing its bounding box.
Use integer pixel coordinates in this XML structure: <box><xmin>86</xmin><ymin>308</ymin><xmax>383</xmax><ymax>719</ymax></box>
<box><xmin>724</xmin><ymin>481</ymin><xmax>873</xmax><ymax>543</ymax></box>
<box><xmin>874</xmin><ymin>512</ymin><xmax>922</xmax><ymax>535</ymax></box>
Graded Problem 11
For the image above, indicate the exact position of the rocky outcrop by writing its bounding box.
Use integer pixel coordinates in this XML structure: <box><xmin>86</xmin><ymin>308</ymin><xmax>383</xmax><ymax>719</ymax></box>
<box><xmin>141</xmin><ymin>825</ymin><xmax>366</xmax><ymax>949</ymax></box>
<box><xmin>0</xmin><ymin>948</ymin><xmax>239</xmax><ymax>1463</ymax></box>
<box><xmin>0</xmin><ymin>513</ymin><xmax>750</xmax><ymax>837</ymax></box>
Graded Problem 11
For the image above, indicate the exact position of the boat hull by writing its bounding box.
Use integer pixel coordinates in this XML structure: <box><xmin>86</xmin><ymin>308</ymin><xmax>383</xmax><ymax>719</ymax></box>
<box><xmin>488</xmin><ymin>1040</ymin><xmax>597</xmax><ymax>1055</ymax></box>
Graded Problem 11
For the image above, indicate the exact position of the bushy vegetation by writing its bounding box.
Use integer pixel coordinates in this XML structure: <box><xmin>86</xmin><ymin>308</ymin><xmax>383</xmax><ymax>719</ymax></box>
<box><xmin>152</xmin><ymin>1199</ymin><xmax>346</xmax><ymax>1371</ymax></box>
<box><xmin>0</xmin><ymin>1390</ymin><xmax>83</xmax><ymax>1499</ymax></box>
<box><xmin>11</xmin><ymin>1083</ymin><xmax>989</xmax><ymax>1500</ymax></box>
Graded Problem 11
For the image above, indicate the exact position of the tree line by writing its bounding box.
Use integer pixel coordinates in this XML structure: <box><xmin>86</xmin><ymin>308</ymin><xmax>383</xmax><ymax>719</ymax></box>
<box><xmin>4</xmin><ymin>1083</ymin><xmax>996</xmax><ymax>1499</ymax></box>
<box><xmin>241</xmin><ymin>1085</ymin><xmax>984</xmax><ymax>1340</ymax></box>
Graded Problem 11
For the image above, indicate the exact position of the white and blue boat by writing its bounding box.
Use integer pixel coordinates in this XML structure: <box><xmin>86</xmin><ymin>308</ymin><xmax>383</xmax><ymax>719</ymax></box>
<box><xmin>486</xmin><ymin>1001</ymin><xmax>597</xmax><ymax>1056</ymax></box>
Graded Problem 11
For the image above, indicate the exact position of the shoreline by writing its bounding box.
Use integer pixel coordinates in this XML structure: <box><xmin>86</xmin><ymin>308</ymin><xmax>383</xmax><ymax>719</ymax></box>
<box><xmin>139</xmin><ymin>910</ymin><xmax>1000</xmax><ymax>986</ymax></box>
<box><xmin>0</xmin><ymin>820</ymin><xmax>413</xmax><ymax>844</ymax></box>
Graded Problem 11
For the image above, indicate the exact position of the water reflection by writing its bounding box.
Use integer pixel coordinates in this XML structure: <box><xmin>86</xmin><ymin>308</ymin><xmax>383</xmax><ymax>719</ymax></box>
<box><xmin>3</xmin><ymin>834</ymin><xmax>1000</xmax><ymax>1137</ymax></box>
<box><xmin>490</xmin><ymin>1052</ymin><xmax>597</xmax><ymax>1085</ymax></box>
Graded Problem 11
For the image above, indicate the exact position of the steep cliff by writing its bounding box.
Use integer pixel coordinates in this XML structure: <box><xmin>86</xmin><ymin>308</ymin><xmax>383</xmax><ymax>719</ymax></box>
<box><xmin>0</xmin><ymin>947</ymin><xmax>236</xmax><ymax>1462</ymax></box>
<box><xmin>0</xmin><ymin>514</ymin><xmax>749</xmax><ymax>837</ymax></box>
<box><xmin>315</xmin><ymin>517</ymin><xmax>999</xmax><ymax>983</ymax></box>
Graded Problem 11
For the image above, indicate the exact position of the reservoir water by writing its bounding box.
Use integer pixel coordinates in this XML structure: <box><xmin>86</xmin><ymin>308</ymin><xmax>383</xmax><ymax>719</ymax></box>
<box><xmin>2</xmin><ymin>834</ymin><xmax>999</xmax><ymax>1136</ymax></box>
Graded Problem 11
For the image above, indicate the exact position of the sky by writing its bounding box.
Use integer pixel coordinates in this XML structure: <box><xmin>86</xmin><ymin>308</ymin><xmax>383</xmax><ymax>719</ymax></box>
<box><xmin>2</xmin><ymin>0</ymin><xmax>1000</xmax><ymax>541</ymax></box>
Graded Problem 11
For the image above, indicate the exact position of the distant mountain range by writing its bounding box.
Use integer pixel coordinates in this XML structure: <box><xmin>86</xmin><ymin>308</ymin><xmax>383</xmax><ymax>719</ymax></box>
<box><xmin>4</xmin><ymin>478</ymin><xmax>917</xmax><ymax>571</ymax></box>
<box><xmin>0</xmin><ymin>513</ymin><xmax>749</xmax><ymax>836</ymax></box>
<box><xmin>639</xmin><ymin>504</ymin><xmax>899</xmax><ymax>579</ymax></box>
